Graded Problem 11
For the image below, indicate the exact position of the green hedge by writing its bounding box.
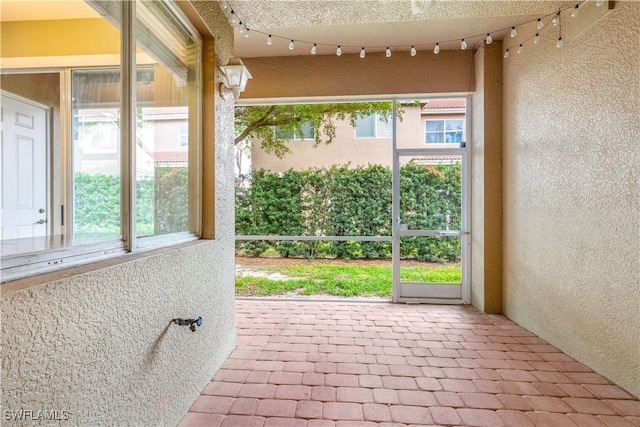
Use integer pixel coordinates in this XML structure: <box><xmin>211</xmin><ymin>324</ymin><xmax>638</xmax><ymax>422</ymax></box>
<box><xmin>74</xmin><ymin>167</ymin><xmax>188</xmax><ymax>236</ymax></box>
<box><xmin>236</xmin><ymin>163</ymin><xmax>461</xmax><ymax>262</ymax></box>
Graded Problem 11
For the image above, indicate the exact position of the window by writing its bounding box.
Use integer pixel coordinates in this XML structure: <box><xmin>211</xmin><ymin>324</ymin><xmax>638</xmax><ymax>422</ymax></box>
<box><xmin>0</xmin><ymin>0</ymin><xmax>202</xmax><ymax>281</ymax></box>
<box><xmin>425</xmin><ymin>119</ymin><xmax>464</xmax><ymax>143</ymax></box>
<box><xmin>355</xmin><ymin>114</ymin><xmax>392</xmax><ymax>138</ymax></box>
<box><xmin>275</xmin><ymin>121</ymin><xmax>315</xmax><ymax>140</ymax></box>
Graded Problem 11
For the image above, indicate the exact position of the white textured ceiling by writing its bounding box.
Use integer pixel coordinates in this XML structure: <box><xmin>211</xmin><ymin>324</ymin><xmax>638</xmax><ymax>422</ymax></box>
<box><xmin>229</xmin><ymin>0</ymin><xmax>575</xmax><ymax>57</ymax></box>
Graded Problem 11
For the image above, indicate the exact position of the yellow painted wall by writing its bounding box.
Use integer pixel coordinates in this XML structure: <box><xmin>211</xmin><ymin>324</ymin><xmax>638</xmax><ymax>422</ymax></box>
<box><xmin>503</xmin><ymin>2</ymin><xmax>640</xmax><ymax>397</ymax></box>
<box><xmin>1</xmin><ymin>19</ymin><xmax>119</xmax><ymax>57</ymax></box>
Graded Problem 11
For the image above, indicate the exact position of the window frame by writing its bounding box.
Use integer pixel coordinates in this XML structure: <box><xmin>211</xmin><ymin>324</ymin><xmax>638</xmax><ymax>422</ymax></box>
<box><xmin>425</xmin><ymin>119</ymin><xmax>465</xmax><ymax>144</ymax></box>
<box><xmin>274</xmin><ymin>121</ymin><xmax>315</xmax><ymax>140</ymax></box>
<box><xmin>354</xmin><ymin>113</ymin><xmax>392</xmax><ymax>139</ymax></box>
<box><xmin>0</xmin><ymin>0</ymin><xmax>204</xmax><ymax>282</ymax></box>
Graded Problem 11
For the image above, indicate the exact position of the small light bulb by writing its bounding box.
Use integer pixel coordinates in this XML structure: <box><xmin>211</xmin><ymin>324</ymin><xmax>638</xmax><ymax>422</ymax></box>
<box><xmin>360</xmin><ymin>47</ymin><xmax>366</xmax><ymax>58</ymax></box>
<box><xmin>238</xmin><ymin>22</ymin><xmax>244</xmax><ymax>33</ymax></box>
<box><xmin>552</xmin><ymin>13</ymin><xmax>560</xmax><ymax>26</ymax></box>
<box><xmin>504</xmin><ymin>49</ymin><xmax>510</xmax><ymax>58</ymax></box>
<box><xmin>410</xmin><ymin>46</ymin><xmax>416</xmax><ymax>56</ymax></box>
<box><xmin>510</xmin><ymin>27</ymin><xmax>517</xmax><ymax>37</ymax></box>
<box><xmin>461</xmin><ymin>39</ymin><xmax>467</xmax><ymax>50</ymax></box>
<box><xmin>336</xmin><ymin>45</ymin><xmax>342</xmax><ymax>56</ymax></box>
<box><xmin>311</xmin><ymin>43</ymin><xmax>317</xmax><ymax>55</ymax></box>
<box><xmin>517</xmin><ymin>44</ymin><xmax>523</xmax><ymax>54</ymax></box>
<box><xmin>244</xmin><ymin>29</ymin><xmax>249</xmax><ymax>38</ymax></box>
<box><xmin>557</xmin><ymin>37</ymin><xmax>563</xmax><ymax>48</ymax></box>
<box><xmin>434</xmin><ymin>43</ymin><xmax>440</xmax><ymax>54</ymax></box>
<box><xmin>230</xmin><ymin>10</ymin><xmax>238</xmax><ymax>25</ymax></box>
<box><xmin>537</xmin><ymin>18</ymin><xmax>544</xmax><ymax>30</ymax></box>
<box><xmin>222</xmin><ymin>3</ymin><xmax>228</xmax><ymax>10</ymax></box>
<box><xmin>571</xmin><ymin>4</ymin><xmax>579</xmax><ymax>17</ymax></box>
<box><xmin>534</xmin><ymin>33</ymin><xmax>540</xmax><ymax>44</ymax></box>
<box><xmin>596</xmin><ymin>0</ymin><xmax>605</xmax><ymax>6</ymax></box>
<box><xmin>486</xmin><ymin>34</ymin><xmax>493</xmax><ymax>45</ymax></box>
<box><xmin>289</xmin><ymin>40</ymin><xmax>294</xmax><ymax>50</ymax></box>
<box><xmin>267</xmin><ymin>35</ymin><xmax>272</xmax><ymax>45</ymax></box>
<box><xmin>386</xmin><ymin>47</ymin><xmax>391</xmax><ymax>57</ymax></box>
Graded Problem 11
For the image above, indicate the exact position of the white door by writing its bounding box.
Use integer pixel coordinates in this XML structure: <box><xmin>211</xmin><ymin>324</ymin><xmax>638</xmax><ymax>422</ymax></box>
<box><xmin>1</xmin><ymin>93</ymin><xmax>49</xmax><ymax>240</ymax></box>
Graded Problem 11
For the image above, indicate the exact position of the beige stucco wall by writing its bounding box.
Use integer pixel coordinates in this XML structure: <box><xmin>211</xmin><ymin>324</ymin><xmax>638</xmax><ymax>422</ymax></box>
<box><xmin>0</xmin><ymin>2</ymin><xmax>238</xmax><ymax>425</ymax></box>
<box><xmin>251</xmin><ymin>105</ymin><xmax>465</xmax><ymax>172</ymax></box>
<box><xmin>502</xmin><ymin>2</ymin><xmax>640</xmax><ymax>398</ymax></box>
<box><xmin>471</xmin><ymin>42</ymin><xmax>503</xmax><ymax>313</ymax></box>
<box><xmin>242</xmin><ymin>50</ymin><xmax>474</xmax><ymax>99</ymax></box>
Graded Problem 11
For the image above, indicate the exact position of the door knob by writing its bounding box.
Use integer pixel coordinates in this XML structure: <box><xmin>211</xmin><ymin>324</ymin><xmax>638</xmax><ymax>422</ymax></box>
<box><xmin>35</xmin><ymin>219</ymin><xmax>47</xmax><ymax>224</ymax></box>
<box><xmin>39</xmin><ymin>208</ymin><xmax>45</xmax><ymax>213</ymax></box>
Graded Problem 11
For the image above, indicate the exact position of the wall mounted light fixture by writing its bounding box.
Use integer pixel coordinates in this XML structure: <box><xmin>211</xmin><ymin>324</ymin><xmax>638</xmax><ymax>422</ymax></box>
<box><xmin>219</xmin><ymin>59</ymin><xmax>252</xmax><ymax>99</ymax></box>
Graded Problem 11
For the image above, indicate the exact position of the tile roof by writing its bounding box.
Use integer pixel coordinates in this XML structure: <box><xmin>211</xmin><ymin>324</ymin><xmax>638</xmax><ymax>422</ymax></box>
<box><xmin>422</xmin><ymin>99</ymin><xmax>466</xmax><ymax>111</ymax></box>
<box><xmin>153</xmin><ymin>151</ymin><xmax>188</xmax><ymax>164</ymax></box>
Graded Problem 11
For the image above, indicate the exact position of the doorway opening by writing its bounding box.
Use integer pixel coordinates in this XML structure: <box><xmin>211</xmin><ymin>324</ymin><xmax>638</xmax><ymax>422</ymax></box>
<box><xmin>235</xmin><ymin>97</ymin><xmax>470</xmax><ymax>303</ymax></box>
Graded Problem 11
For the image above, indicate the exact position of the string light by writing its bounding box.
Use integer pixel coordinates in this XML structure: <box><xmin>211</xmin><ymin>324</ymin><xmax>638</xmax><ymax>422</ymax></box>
<box><xmin>226</xmin><ymin>0</ymin><xmax>597</xmax><ymax>61</ymax></box>
<box><xmin>571</xmin><ymin>4</ymin><xmax>580</xmax><ymax>17</ymax></box>
<box><xmin>557</xmin><ymin>8</ymin><xmax>563</xmax><ymax>47</ymax></box>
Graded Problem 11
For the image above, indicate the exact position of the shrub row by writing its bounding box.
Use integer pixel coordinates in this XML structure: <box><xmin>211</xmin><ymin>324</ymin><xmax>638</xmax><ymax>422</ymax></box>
<box><xmin>74</xmin><ymin>167</ymin><xmax>188</xmax><ymax>236</ymax></box>
<box><xmin>236</xmin><ymin>163</ymin><xmax>461</xmax><ymax>262</ymax></box>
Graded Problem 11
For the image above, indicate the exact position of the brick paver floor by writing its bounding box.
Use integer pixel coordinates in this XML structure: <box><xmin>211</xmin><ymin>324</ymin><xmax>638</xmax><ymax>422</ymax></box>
<box><xmin>179</xmin><ymin>300</ymin><xmax>639</xmax><ymax>427</ymax></box>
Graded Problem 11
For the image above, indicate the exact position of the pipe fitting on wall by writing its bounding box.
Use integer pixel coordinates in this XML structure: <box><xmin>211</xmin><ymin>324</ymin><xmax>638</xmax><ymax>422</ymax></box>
<box><xmin>171</xmin><ymin>316</ymin><xmax>202</xmax><ymax>332</ymax></box>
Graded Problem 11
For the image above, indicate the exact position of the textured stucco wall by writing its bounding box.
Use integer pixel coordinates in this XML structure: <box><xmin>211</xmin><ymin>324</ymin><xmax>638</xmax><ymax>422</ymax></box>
<box><xmin>471</xmin><ymin>42</ymin><xmax>503</xmax><ymax>313</ymax></box>
<box><xmin>242</xmin><ymin>50</ymin><xmax>475</xmax><ymax>100</ymax></box>
<box><xmin>0</xmin><ymin>2</ymin><xmax>238</xmax><ymax>425</ymax></box>
<box><xmin>503</xmin><ymin>3</ymin><xmax>640</xmax><ymax>397</ymax></box>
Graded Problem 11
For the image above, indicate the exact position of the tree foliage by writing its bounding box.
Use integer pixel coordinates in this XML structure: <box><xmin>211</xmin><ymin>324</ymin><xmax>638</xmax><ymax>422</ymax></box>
<box><xmin>234</xmin><ymin>102</ymin><xmax>395</xmax><ymax>158</ymax></box>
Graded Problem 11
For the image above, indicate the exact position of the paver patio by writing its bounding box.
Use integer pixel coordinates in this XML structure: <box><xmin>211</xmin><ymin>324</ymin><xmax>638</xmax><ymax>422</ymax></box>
<box><xmin>179</xmin><ymin>299</ymin><xmax>639</xmax><ymax>427</ymax></box>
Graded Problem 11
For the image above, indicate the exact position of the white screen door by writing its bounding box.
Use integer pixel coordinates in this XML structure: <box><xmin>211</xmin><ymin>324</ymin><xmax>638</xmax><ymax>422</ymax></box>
<box><xmin>1</xmin><ymin>93</ymin><xmax>49</xmax><ymax>240</ymax></box>
<box><xmin>391</xmin><ymin>99</ymin><xmax>470</xmax><ymax>304</ymax></box>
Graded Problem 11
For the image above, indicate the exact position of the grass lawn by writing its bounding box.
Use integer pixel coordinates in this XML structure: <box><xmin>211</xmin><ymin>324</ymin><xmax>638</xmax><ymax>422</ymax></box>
<box><xmin>236</xmin><ymin>262</ymin><xmax>461</xmax><ymax>297</ymax></box>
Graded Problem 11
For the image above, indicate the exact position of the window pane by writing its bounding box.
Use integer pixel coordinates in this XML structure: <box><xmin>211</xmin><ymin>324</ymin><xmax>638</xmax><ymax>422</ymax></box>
<box><xmin>355</xmin><ymin>114</ymin><xmax>375</xmax><ymax>138</ymax></box>
<box><xmin>376</xmin><ymin>116</ymin><xmax>393</xmax><ymax>138</ymax></box>
<box><xmin>425</xmin><ymin>120</ymin><xmax>444</xmax><ymax>143</ymax></box>
<box><xmin>135</xmin><ymin>0</ymin><xmax>199</xmax><ymax>237</ymax></box>
<box><xmin>300</xmin><ymin>121</ymin><xmax>315</xmax><ymax>139</ymax></box>
<box><xmin>72</xmin><ymin>70</ymin><xmax>122</xmax><ymax>241</ymax></box>
<box><xmin>275</xmin><ymin>126</ymin><xmax>294</xmax><ymax>139</ymax></box>
<box><xmin>445</xmin><ymin>120</ymin><xmax>463</xmax><ymax>143</ymax></box>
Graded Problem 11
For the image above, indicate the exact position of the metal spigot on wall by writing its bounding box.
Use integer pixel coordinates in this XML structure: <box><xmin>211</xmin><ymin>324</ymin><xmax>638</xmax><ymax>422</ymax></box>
<box><xmin>171</xmin><ymin>316</ymin><xmax>202</xmax><ymax>332</ymax></box>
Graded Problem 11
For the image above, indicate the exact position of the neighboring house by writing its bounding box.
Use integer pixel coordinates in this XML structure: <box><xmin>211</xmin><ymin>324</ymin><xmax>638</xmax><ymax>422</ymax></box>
<box><xmin>250</xmin><ymin>99</ymin><xmax>466</xmax><ymax>172</ymax></box>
